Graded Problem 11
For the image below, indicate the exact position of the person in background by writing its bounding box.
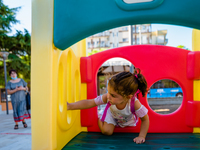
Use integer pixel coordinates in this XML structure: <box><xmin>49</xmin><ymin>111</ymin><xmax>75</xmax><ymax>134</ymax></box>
<box><xmin>6</xmin><ymin>69</ymin><xmax>31</xmax><ymax>129</ymax></box>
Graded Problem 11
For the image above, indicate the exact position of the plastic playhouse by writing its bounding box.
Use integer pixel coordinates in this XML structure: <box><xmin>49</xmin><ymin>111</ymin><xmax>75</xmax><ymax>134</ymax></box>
<box><xmin>31</xmin><ymin>0</ymin><xmax>200</xmax><ymax>149</ymax></box>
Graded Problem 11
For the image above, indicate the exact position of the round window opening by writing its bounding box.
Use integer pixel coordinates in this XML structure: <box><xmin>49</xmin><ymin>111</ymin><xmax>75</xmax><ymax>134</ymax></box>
<box><xmin>97</xmin><ymin>57</ymin><xmax>134</xmax><ymax>112</ymax></box>
<box><xmin>147</xmin><ymin>79</ymin><xmax>183</xmax><ymax>114</ymax></box>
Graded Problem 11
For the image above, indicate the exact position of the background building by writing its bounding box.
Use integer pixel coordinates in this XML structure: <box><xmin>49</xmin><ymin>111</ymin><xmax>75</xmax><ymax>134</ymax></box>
<box><xmin>87</xmin><ymin>24</ymin><xmax>168</xmax><ymax>96</ymax></box>
<box><xmin>86</xmin><ymin>24</ymin><xmax>168</xmax><ymax>54</ymax></box>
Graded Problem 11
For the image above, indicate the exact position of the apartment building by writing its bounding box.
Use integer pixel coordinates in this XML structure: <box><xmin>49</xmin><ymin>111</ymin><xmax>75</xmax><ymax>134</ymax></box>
<box><xmin>86</xmin><ymin>24</ymin><xmax>168</xmax><ymax>54</ymax></box>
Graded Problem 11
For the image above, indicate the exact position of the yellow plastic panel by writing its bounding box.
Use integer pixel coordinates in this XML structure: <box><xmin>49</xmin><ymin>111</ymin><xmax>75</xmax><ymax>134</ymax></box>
<box><xmin>32</xmin><ymin>0</ymin><xmax>87</xmax><ymax>149</ymax></box>
<box><xmin>32</xmin><ymin>0</ymin><xmax>55</xmax><ymax>149</ymax></box>
<box><xmin>55</xmin><ymin>45</ymin><xmax>87</xmax><ymax>150</ymax></box>
<box><xmin>57</xmin><ymin>50</ymin><xmax>77</xmax><ymax>131</ymax></box>
<box><xmin>192</xmin><ymin>29</ymin><xmax>200</xmax><ymax>133</ymax></box>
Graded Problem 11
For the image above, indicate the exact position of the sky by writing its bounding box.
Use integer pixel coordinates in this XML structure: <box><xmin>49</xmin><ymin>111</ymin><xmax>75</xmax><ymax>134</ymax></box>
<box><xmin>3</xmin><ymin>0</ymin><xmax>193</xmax><ymax>50</ymax></box>
<box><xmin>152</xmin><ymin>24</ymin><xmax>192</xmax><ymax>50</ymax></box>
<box><xmin>3</xmin><ymin>0</ymin><xmax>31</xmax><ymax>34</ymax></box>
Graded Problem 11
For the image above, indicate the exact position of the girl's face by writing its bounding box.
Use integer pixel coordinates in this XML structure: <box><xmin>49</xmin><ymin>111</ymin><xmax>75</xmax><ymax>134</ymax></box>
<box><xmin>107</xmin><ymin>84</ymin><xmax>128</xmax><ymax>105</ymax></box>
<box><xmin>10</xmin><ymin>71</ymin><xmax>17</xmax><ymax>78</ymax></box>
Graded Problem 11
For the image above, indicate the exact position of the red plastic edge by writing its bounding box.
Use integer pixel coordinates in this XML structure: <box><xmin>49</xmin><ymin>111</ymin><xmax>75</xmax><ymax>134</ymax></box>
<box><xmin>187</xmin><ymin>51</ymin><xmax>200</xmax><ymax>80</ymax></box>
<box><xmin>186</xmin><ymin>101</ymin><xmax>200</xmax><ymax>127</ymax></box>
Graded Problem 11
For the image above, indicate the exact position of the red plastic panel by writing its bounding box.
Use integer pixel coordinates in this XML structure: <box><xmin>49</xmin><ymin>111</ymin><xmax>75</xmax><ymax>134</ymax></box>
<box><xmin>81</xmin><ymin>108</ymin><xmax>95</xmax><ymax>127</ymax></box>
<box><xmin>80</xmin><ymin>57</ymin><xmax>93</xmax><ymax>126</ymax></box>
<box><xmin>186</xmin><ymin>101</ymin><xmax>200</xmax><ymax>127</ymax></box>
<box><xmin>187</xmin><ymin>51</ymin><xmax>200</xmax><ymax>80</ymax></box>
<box><xmin>80</xmin><ymin>45</ymin><xmax>193</xmax><ymax>133</ymax></box>
<box><xmin>80</xmin><ymin>57</ymin><xmax>92</xmax><ymax>83</ymax></box>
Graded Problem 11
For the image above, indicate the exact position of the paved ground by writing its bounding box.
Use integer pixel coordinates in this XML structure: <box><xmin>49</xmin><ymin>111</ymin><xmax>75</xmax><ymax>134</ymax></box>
<box><xmin>0</xmin><ymin>112</ymin><xmax>31</xmax><ymax>150</ymax></box>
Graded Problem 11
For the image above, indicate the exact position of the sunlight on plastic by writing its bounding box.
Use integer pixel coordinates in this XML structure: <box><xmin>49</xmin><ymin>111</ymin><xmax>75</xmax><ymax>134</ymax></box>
<box><xmin>123</xmin><ymin>0</ymin><xmax>153</xmax><ymax>4</ymax></box>
<box><xmin>154</xmin><ymin>109</ymin><xmax>170</xmax><ymax>112</ymax></box>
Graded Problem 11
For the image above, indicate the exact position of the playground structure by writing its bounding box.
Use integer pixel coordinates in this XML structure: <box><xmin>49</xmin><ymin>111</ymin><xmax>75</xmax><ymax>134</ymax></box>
<box><xmin>32</xmin><ymin>0</ymin><xmax>200</xmax><ymax>149</ymax></box>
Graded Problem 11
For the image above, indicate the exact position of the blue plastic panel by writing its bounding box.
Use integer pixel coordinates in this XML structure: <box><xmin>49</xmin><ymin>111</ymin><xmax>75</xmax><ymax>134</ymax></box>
<box><xmin>54</xmin><ymin>0</ymin><xmax>200</xmax><ymax>50</ymax></box>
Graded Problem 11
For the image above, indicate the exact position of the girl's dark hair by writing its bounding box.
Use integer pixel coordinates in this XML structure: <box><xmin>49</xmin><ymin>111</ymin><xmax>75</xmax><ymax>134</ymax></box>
<box><xmin>108</xmin><ymin>68</ymin><xmax>148</xmax><ymax>97</ymax></box>
<box><xmin>9</xmin><ymin>69</ymin><xmax>17</xmax><ymax>76</ymax></box>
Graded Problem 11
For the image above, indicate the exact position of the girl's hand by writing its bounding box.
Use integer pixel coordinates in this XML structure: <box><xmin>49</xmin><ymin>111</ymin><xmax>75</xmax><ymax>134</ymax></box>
<box><xmin>133</xmin><ymin>136</ymin><xmax>145</xmax><ymax>144</ymax></box>
<box><xmin>67</xmin><ymin>102</ymin><xmax>71</xmax><ymax>110</ymax></box>
<box><xmin>66</xmin><ymin>99</ymin><xmax>96</xmax><ymax>110</ymax></box>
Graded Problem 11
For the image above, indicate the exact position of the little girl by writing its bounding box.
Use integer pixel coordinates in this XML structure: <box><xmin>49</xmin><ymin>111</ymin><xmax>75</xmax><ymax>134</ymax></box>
<box><xmin>67</xmin><ymin>68</ymin><xmax>149</xmax><ymax>144</ymax></box>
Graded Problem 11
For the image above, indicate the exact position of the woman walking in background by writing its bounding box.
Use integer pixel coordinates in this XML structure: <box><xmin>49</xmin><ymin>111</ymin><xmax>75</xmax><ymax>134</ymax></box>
<box><xmin>6</xmin><ymin>69</ymin><xmax>31</xmax><ymax>129</ymax></box>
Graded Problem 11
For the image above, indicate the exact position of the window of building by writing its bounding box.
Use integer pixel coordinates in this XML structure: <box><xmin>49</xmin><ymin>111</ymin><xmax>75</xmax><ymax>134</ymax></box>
<box><xmin>132</xmin><ymin>38</ymin><xmax>136</xmax><ymax>45</ymax></box>
<box><xmin>122</xmin><ymin>27</ymin><xmax>128</xmax><ymax>31</ymax></box>
<box><xmin>149</xmin><ymin>38</ymin><xmax>152</xmax><ymax>44</ymax></box>
<box><xmin>106</xmin><ymin>42</ymin><xmax>110</xmax><ymax>47</ymax></box>
<box><xmin>122</xmin><ymin>38</ymin><xmax>128</xmax><ymax>42</ymax></box>
<box><xmin>148</xmin><ymin>26</ymin><xmax>152</xmax><ymax>32</ymax></box>
<box><xmin>136</xmin><ymin>26</ymin><xmax>139</xmax><ymax>32</ymax></box>
<box><xmin>88</xmin><ymin>42</ymin><xmax>91</xmax><ymax>48</ymax></box>
<box><xmin>142</xmin><ymin>26</ymin><xmax>146</xmax><ymax>32</ymax></box>
<box><xmin>1</xmin><ymin>89</ymin><xmax>11</xmax><ymax>102</ymax></box>
<box><xmin>93</xmin><ymin>41</ymin><xmax>96</xmax><ymax>47</ymax></box>
<box><xmin>157</xmin><ymin>35</ymin><xmax>164</xmax><ymax>43</ymax></box>
<box><xmin>101</xmin><ymin>41</ymin><xmax>105</xmax><ymax>47</ymax></box>
<box><xmin>132</xmin><ymin>26</ymin><xmax>135</xmax><ymax>32</ymax></box>
<box><xmin>97</xmin><ymin>41</ymin><xmax>99</xmax><ymax>47</ymax></box>
<box><xmin>137</xmin><ymin>37</ymin><xmax>139</xmax><ymax>43</ymax></box>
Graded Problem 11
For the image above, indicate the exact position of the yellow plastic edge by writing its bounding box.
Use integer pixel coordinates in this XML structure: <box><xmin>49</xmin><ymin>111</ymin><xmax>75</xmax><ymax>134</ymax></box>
<box><xmin>32</xmin><ymin>0</ymin><xmax>87</xmax><ymax>149</ymax></box>
<box><xmin>192</xmin><ymin>29</ymin><xmax>200</xmax><ymax>133</ymax></box>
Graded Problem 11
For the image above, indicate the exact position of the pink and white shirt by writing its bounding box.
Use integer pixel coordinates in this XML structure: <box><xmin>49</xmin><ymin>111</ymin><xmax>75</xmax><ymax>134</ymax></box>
<box><xmin>94</xmin><ymin>96</ymin><xmax>148</xmax><ymax>127</ymax></box>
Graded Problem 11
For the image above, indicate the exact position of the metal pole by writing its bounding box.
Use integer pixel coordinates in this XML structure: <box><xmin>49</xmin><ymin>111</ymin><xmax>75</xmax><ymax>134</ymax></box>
<box><xmin>130</xmin><ymin>25</ymin><xmax>134</xmax><ymax>73</ymax></box>
<box><xmin>3</xmin><ymin>57</ymin><xmax>9</xmax><ymax>114</ymax></box>
<box><xmin>139</xmin><ymin>25</ymin><xmax>142</xmax><ymax>45</ymax></box>
<box><xmin>129</xmin><ymin>25</ymin><xmax>133</xmax><ymax>45</ymax></box>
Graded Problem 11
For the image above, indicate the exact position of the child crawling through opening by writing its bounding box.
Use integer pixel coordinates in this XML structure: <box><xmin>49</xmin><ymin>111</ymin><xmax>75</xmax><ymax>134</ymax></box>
<box><xmin>67</xmin><ymin>68</ymin><xmax>149</xmax><ymax>144</ymax></box>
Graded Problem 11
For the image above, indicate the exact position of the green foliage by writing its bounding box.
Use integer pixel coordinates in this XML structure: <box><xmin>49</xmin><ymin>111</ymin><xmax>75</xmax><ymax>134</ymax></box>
<box><xmin>0</xmin><ymin>1</ymin><xmax>31</xmax><ymax>88</ymax></box>
<box><xmin>99</xmin><ymin>76</ymin><xmax>106</xmax><ymax>89</ymax></box>
<box><xmin>0</xmin><ymin>0</ymin><xmax>20</xmax><ymax>34</ymax></box>
<box><xmin>177</xmin><ymin>45</ymin><xmax>190</xmax><ymax>50</ymax></box>
<box><xmin>88</xmin><ymin>48</ymin><xmax>107</xmax><ymax>56</ymax></box>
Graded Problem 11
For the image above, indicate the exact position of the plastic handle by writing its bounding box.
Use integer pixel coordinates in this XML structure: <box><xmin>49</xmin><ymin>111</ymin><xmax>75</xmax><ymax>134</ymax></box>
<box><xmin>115</xmin><ymin>0</ymin><xmax>164</xmax><ymax>11</ymax></box>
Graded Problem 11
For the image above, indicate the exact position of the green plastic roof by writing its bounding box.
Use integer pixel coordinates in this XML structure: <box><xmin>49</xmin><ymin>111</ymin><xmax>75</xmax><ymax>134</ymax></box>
<box><xmin>54</xmin><ymin>0</ymin><xmax>200</xmax><ymax>50</ymax></box>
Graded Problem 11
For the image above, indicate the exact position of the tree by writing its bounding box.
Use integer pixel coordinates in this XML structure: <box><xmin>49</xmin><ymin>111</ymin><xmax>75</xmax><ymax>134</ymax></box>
<box><xmin>88</xmin><ymin>48</ymin><xmax>107</xmax><ymax>56</ymax></box>
<box><xmin>0</xmin><ymin>1</ymin><xmax>31</xmax><ymax>88</ymax></box>
<box><xmin>177</xmin><ymin>45</ymin><xmax>190</xmax><ymax>50</ymax></box>
<box><xmin>0</xmin><ymin>0</ymin><xmax>20</xmax><ymax>36</ymax></box>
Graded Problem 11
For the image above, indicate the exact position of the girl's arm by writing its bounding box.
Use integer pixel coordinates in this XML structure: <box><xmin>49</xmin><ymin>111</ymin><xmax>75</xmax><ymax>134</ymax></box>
<box><xmin>133</xmin><ymin>100</ymin><xmax>149</xmax><ymax>144</ymax></box>
<box><xmin>67</xmin><ymin>99</ymin><xmax>96</xmax><ymax>110</ymax></box>
<box><xmin>67</xmin><ymin>93</ymin><xmax>107</xmax><ymax>110</ymax></box>
<box><xmin>137</xmin><ymin>114</ymin><xmax>149</xmax><ymax>140</ymax></box>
